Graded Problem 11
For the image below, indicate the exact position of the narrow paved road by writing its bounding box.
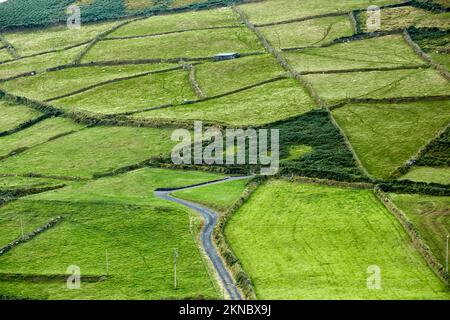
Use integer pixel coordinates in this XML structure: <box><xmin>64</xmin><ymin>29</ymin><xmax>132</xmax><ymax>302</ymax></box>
<box><xmin>154</xmin><ymin>176</ymin><xmax>252</xmax><ymax>300</ymax></box>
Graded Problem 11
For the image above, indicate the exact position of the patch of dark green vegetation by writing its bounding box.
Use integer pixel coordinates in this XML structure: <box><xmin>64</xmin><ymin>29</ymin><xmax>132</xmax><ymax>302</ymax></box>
<box><xmin>378</xmin><ymin>179</ymin><xmax>450</xmax><ymax>196</ymax></box>
<box><xmin>165</xmin><ymin>110</ymin><xmax>367</xmax><ymax>182</ymax></box>
<box><xmin>408</xmin><ymin>27</ymin><xmax>450</xmax><ymax>52</ymax></box>
<box><xmin>273</xmin><ymin>110</ymin><xmax>367</xmax><ymax>182</ymax></box>
<box><xmin>411</xmin><ymin>0</ymin><xmax>450</xmax><ymax>12</ymax></box>
<box><xmin>417</xmin><ymin>128</ymin><xmax>450</xmax><ymax>166</ymax></box>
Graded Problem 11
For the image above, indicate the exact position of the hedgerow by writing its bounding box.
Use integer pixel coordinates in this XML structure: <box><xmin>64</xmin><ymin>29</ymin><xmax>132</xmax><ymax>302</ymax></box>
<box><xmin>417</xmin><ymin>128</ymin><xmax>450</xmax><ymax>166</ymax></box>
<box><xmin>377</xmin><ymin>179</ymin><xmax>450</xmax><ymax>196</ymax></box>
<box><xmin>408</xmin><ymin>27</ymin><xmax>450</xmax><ymax>52</ymax></box>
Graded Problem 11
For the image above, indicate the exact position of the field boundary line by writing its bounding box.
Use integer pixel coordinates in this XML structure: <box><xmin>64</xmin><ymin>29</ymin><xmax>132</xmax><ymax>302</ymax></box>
<box><xmin>0</xmin><ymin>71</ymin><xmax>38</xmax><ymax>83</ymax></box>
<box><xmin>104</xmin><ymin>25</ymin><xmax>243</xmax><ymax>41</ymax></box>
<box><xmin>0</xmin><ymin>216</ymin><xmax>64</xmax><ymax>257</ymax></box>
<box><xmin>326</xmin><ymin>108</ymin><xmax>373</xmax><ymax>180</ymax></box>
<box><xmin>282</xmin><ymin>175</ymin><xmax>373</xmax><ymax>189</ymax></box>
<box><xmin>0</xmin><ymin>34</ymin><xmax>20</xmax><ymax>59</ymax></box>
<box><xmin>374</xmin><ymin>187</ymin><xmax>448</xmax><ymax>285</ymax></box>
<box><xmin>245</xmin><ymin>11</ymin><xmax>349</xmax><ymax>28</ymax></box>
<box><xmin>0</xmin><ymin>113</ymin><xmax>55</xmax><ymax>138</ymax></box>
<box><xmin>349</xmin><ymin>11</ymin><xmax>360</xmax><ymax>34</ymax></box>
<box><xmin>183</xmin><ymin>63</ymin><xmax>207</xmax><ymax>99</ymax></box>
<box><xmin>44</xmin><ymin>65</ymin><xmax>184</xmax><ymax>102</ymax></box>
<box><xmin>281</xmin><ymin>29</ymin><xmax>404</xmax><ymax>52</ymax></box>
<box><xmin>232</xmin><ymin>5</ymin><xmax>324</xmax><ymax>107</ymax></box>
<box><xmin>390</xmin><ymin>122</ymin><xmax>450</xmax><ymax>178</ymax></box>
<box><xmin>0</xmin><ymin>41</ymin><xmax>90</xmax><ymax>66</ymax></box>
<box><xmin>252</xmin><ymin>1</ymin><xmax>413</xmax><ymax>28</ymax></box>
<box><xmin>300</xmin><ymin>64</ymin><xmax>429</xmax><ymax>76</ymax></box>
<box><xmin>0</xmin><ymin>183</ymin><xmax>66</xmax><ymax>199</ymax></box>
<box><xmin>0</xmin><ymin>128</ymin><xmax>86</xmax><ymax>163</ymax></box>
<box><xmin>212</xmin><ymin>177</ymin><xmax>262</xmax><ymax>299</ymax></box>
<box><xmin>403</xmin><ymin>29</ymin><xmax>450</xmax><ymax>81</ymax></box>
<box><xmin>0</xmin><ymin>273</ymin><xmax>107</xmax><ymax>283</ymax></box>
<box><xmin>73</xmin><ymin>18</ymin><xmax>144</xmax><ymax>65</ymax></box>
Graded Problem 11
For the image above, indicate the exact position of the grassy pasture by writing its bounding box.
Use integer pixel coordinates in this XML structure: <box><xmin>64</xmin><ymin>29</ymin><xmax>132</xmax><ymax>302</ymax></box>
<box><xmin>0</xmin><ymin>49</ymin><xmax>12</xmax><ymax>62</ymax></box>
<box><xmin>0</xmin><ymin>63</ymin><xmax>176</xmax><ymax>101</ymax></box>
<box><xmin>400</xmin><ymin>167</ymin><xmax>450</xmax><ymax>185</ymax></box>
<box><xmin>259</xmin><ymin>15</ymin><xmax>353</xmax><ymax>49</ymax></box>
<box><xmin>430</xmin><ymin>53</ymin><xmax>450</xmax><ymax>71</ymax></box>
<box><xmin>238</xmin><ymin>0</ymin><xmax>404</xmax><ymax>25</ymax></box>
<box><xmin>0</xmin><ymin>168</ymin><xmax>226</xmax><ymax>299</ymax></box>
<box><xmin>3</xmin><ymin>21</ymin><xmax>121</xmax><ymax>57</ymax></box>
<box><xmin>111</xmin><ymin>7</ymin><xmax>242</xmax><ymax>37</ymax></box>
<box><xmin>0</xmin><ymin>126</ymin><xmax>177</xmax><ymax>178</ymax></box>
<box><xmin>195</xmin><ymin>54</ymin><xmax>285</xmax><ymax>96</ymax></box>
<box><xmin>390</xmin><ymin>193</ymin><xmax>449</xmax><ymax>267</ymax></box>
<box><xmin>283</xmin><ymin>35</ymin><xmax>425</xmax><ymax>72</ymax></box>
<box><xmin>53</xmin><ymin>69</ymin><xmax>195</xmax><ymax>114</ymax></box>
<box><xmin>332</xmin><ymin>101</ymin><xmax>450</xmax><ymax>179</ymax></box>
<box><xmin>0</xmin><ymin>101</ymin><xmax>41</xmax><ymax>132</ymax></box>
<box><xmin>132</xmin><ymin>78</ymin><xmax>316</xmax><ymax>126</ymax></box>
<box><xmin>0</xmin><ymin>45</ymin><xmax>87</xmax><ymax>79</ymax></box>
<box><xmin>0</xmin><ymin>176</ymin><xmax>65</xmax><ymax>191</ymax></box>
<box><xmin>82</xmin><ymin>27</ymin><xmax>263</xmax><ymax>62</ymax></box>
<box><xmin>225</xmin><ymin>179</ymin><xmax>450</xmax><ymax>299</ymax></box>
<box><xmin>0</xmin><ymin>117</ymin><xmax>84</xmax><ymax>158</ymax></box>
<box><xmin>173</xmin><ymin>178</ymin><xmax>251</xmax><ymax>212</ymax></box>
<box><xmin>305</xmin><ymin>68</ymin><xmax>450</xmax><ymax>105</ymax></box>
<box><xmin>358</xmin><ymin>6</ymin><xmax>450</xmax><ymax>32</ymax></box>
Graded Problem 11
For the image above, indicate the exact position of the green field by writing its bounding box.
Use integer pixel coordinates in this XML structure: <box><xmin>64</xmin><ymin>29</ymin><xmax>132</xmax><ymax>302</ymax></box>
<box><xmin>225</xmin><ymin>179</ymin><xmax>449</xmax><ymax>299</ymax></box>
<box><xmin>332</xmin><ymin>101</ymin><xmax>450</xmax><ymax>179</ymax></box>
<box><xmin>306</xmin><ymin>68</ymin><xmax>450</xmax><ymax>105</ymax></box>
<box><xmin>401</xmin><ymin>167</ymin><xmax>450</xmax><ymax>185</ymax></box>
<box><xmin>195</xmin><ymin>54</ymin><xmax>285</xmax><ymax>96</ymax></box>
<box><xmin>0</xmin><ymin>168</ymin><xmax>226</xmax><ymax>299</ymax></box>
<box><xmin>0</xmin><ymin>117</ymin><xmax>84</xmax><ymax>158</ymax></box>
<box><xmin>3</xmin><ymin>21</ymin><xmax>121</xmax><ymax>57</ymax></box>
<box><xmin>390</xmin><ymin>193</ymin><xmax>449</xmax><ymax>266</ymax></box>
<box><xmin>0</xmin><ymin>101</ymin><xmax>42</xmax><ymax>132</ymax></box>
<box><xmin>0</xmin><ymin>126</ymin><xmax>176</xmax><ymax>178</ymax></box>
<box><xmin>53</xmin><ymin>69</ymin><xmax>195</xmax><ymax>114</ymax></box>
<box><xmin>132</xmin><ymin>78</ymin><xmax>316</xmax><ymax>126</ymax></box>
<box><xmin>283</xmin><ymin>35</ymin><xmax>425</xmax><ymax>72</ymax></box>
<box><xmin>0</xmin><ymin>45</ymin><xmax>86</xmax><ymax>79</ymax></box>
<box><xmin>110</xmin><ymin>7</ymin><xmax>242</xmax><ymax>37</ymax></box>
<box><xmin>173</xmin><ymin>178</ymin><xmax>251</xmax><ymax>212</ymax></box>
<box><xmin>0</xmin><ymin>176</ymin><xmax>65</xmax><ymax>191</ymax></box>
<box><xmin>358</xmin><ymin>6</ymin><xmax>450</xmax><ymax>32</ymax></box>
<box><xmin>0</xmin><ymin>0</ymin><xmax>449</xmax><ymax>301</ymax></box>
<box><xmin>0</xmin><ymin>63</ymin><xmax>176</xmax><ymax>101</ymax></box>
<box><xmin>238</xmin><ymin>0</ymin><xmax>403</xmax><ymax>25</ymax></box>
<box><xmin>82</xmin><ymin>28</ymin><xmax>262</xmax><ymax>62</ymax></box>
<box><xmin>259</xmin><ymin>15</ymin><xmax>353</xmax><ymax>49</ymax></box>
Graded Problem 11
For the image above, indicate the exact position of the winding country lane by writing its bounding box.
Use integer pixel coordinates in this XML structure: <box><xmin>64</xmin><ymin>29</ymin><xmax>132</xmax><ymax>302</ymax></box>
<box><xmin>154</xmin><ymin>176</ymin><xmax>253</xmax><ymax>300</ymax></box>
